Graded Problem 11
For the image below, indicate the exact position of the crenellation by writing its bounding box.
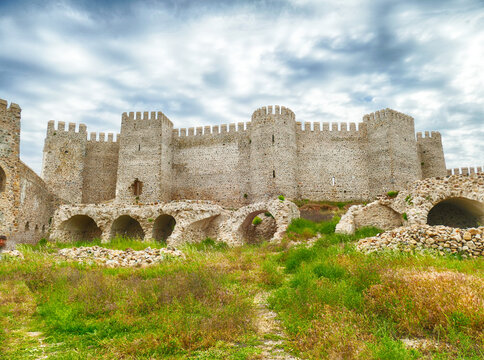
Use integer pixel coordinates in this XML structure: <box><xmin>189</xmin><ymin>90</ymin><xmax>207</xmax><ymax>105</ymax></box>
<box><xmin>68</xmin><ymin>122</ymin><xmax>76</xmax><ymax>132</ymax></box>
<box><xmin>229</xmin><ymin>123</ymin><xmax>236</xmax><ymax>132</ymax></box>
<box><xmin>204</xmin><ymin>126</ymin><xmax>211</xmax><ymax>135</ymax></box>
<box><xmin>220</xmin><ymin>124</ymin><xmax>228</xmax><ymax>133</ymax></box>
<box><xmin>212</xmin><ymin>125</ymin><xmax>219</xmax><ymax>134</ymax></box>
<box><xmin>304</xmin><ymin>122</ymin><xmax>311</xmax><ymax>131</ymax></box>
<box><xmin>349</xmin><ymin>122</ymin><xmax>356</xmax><ymax>131</ymax></box>
<box><xmin>188</xmin><ymin>127</ymin><xmax>195</xmax><ymax>136</ymax></box>
<box><xmin>331</xmin><ymin>123</ymin><xmax>338</xmax><ymax>131</ymax></box>
<box><xmin>90</xmin><ymin>132</ymin><xmax>97</xmax><ymax>141</ymax></box>
<box><xmin>447</xmin><ymin>166</ymin><xmax>484</xmax><ymax>176</ymax></box>
<box><xmin>180</xmin><ymin>128</ymin><xmax>186</xmax><ymax>136</ymax></box>
<box><xmin>313</xmin><ymin>122</ymin><xmax>321</xmax><ymax>131</ymax></box>
<box><xmin>57</xmin><ymin>121</ymin><xmax>66</xmax><ymax>131</ymax></box>
<box><xmin>341</xmin><ymin>123</ymin><xmax>347</xmax><ymax>131</ymax></box>
<box><xmin>196</xmin><ymin>126</ymin><xmax>203</xmax><ymax>136</ymax></box>
<box><xmin>0</xmin><ymin>98</ymin><xmax>7</xmax><ymax>112</ymax></box>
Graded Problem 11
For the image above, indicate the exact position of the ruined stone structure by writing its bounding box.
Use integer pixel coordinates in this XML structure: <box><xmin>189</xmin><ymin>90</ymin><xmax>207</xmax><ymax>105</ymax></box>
<box><xmin>336</xmin><ymin>172</ymin><xmax>484</xmax><ymax>235</ymax></box>
<box><xmin>0</xmin><ymin>98</ymin><xmax>457</xmax><ymax>248</ymax></box>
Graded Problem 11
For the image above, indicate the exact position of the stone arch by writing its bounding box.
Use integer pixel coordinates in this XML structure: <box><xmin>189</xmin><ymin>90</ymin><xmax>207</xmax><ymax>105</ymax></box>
<box><xmin>427</xmin><ymin>197</ymin><xmax>484</xmax><ymax>228</ymax></box>
<box><xmin>0</xmin><ymin>166</ymin><xmax>6</xmax><ymax>192</ymax></box>
<box><xmin>110</xmin><ymin>215</ymin><xmax>145</xmax><ymax>239</ymax></box>
<box><xmin>59</xmin><ymin>215</ymin><xmax>102</xmax><ymax>242</ymax></box>
<box><xmin>182</xmin><ymin>214</ymin><xmax>222</xmax><ymax>243</ymax></box>
<box><xmin>152</xmin><ymin>214</ymin><xmax>176</xmax><ymax>242</ymax></box>
<box><xmin>239</xmin><ymin>210</ymin><xmax>277</xmax><ymax>244</ymax></box>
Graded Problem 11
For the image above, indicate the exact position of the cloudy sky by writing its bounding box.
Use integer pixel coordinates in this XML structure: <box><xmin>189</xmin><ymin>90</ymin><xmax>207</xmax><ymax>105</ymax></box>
<box><xmin>1</xmin><ymin>0</ymin><xmax>483</xmax><ymax>174</ymax></box>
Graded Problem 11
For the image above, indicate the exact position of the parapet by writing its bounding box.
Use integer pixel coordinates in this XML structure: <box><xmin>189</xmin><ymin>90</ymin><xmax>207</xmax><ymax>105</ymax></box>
<box><xmin>88</xmin><ymin>132</ymin><xmax>119</xmax><ymax>143</ymax></box>
<box><xmin>251</xmin><ymin>105</ymin><xmax>295</xmax><ymax>121</ymax></box>
<box><xmin>295</xmin><ymin>121</ymin><xmax>366</xmax><ymax>135</ymax></box>
<box><xmin>447</xmin><ymin>166</ymin><xmax>484</xmax><ymax>176</ymax></box>
<box><xmin>363</xmin><ymin>108</ymin><xmax>413</xmax><ymax>123</ymax></box>
<box><xmin>121</xmin><ymin>110</ymin><xmax>174</xmax><ymax>130</ymax></box>
<box><xmin>173</xmin><ymin>121</ymin><xmax>250</xmax><ymax>137</ymax></box>
<box><xmin>0</xmin><ymin>98</ymin><xmax>21</xmax><ymax>119</ymax></box>
<box><xmin>416</xmin><ymin>131</ymin><xmax>441</xmax><ymax>140</ymax></box>
<box><xmin>46</xmin><ymin>120</ymin><xmax>87</xmax><ymax>139</ymax></box>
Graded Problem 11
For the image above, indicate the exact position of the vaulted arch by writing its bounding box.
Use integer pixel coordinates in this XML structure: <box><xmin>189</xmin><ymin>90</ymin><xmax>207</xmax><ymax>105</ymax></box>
<box><xmin>152</xmin><ymin>214</ymin><xmax>176</xmax><ymax>242</ymax></box>
<box><xmin>110</xmin><ymin>215</ymin><xmax>145</xmax><ymax>239</ymax></box>
<box><xmin>427</xmin><ymin>197</ymin><xmax>484</xmax><ymax>228</ymax></box>
<box><xmin>59</xmin><ymin>215</ymin><xmax>102</xmax><ymax>242</ymax></box>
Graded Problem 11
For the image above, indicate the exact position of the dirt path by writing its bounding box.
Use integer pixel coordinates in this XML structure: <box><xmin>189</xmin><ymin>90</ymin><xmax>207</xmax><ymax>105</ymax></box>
<box><xmin>253</xmin><ymin>291</ymin><xmax>300</xmax><ymax>360</ymax></box>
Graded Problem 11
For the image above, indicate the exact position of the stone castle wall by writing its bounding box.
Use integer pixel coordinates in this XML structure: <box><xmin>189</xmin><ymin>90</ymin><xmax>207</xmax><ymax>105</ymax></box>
<box><xmin>39</xmin><ymin>105</ymin><xmax>448</xmax><ymax>207</ymax></box>
<box><xmin>0</xmin><ymin>100</ymin><xmax>55</xmax><ymax>249</ymax></box>
<box><xmin>42</xmin><ymin>121</ymin><xmax>119</xmax><ymax>204</ymax></box>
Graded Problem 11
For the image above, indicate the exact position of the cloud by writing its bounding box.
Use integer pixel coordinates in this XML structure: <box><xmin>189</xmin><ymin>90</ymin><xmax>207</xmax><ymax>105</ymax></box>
<box><xmin>0</xmin><ymin>0</ymin><xmax>482</xmax><ymax>174</ymax></box>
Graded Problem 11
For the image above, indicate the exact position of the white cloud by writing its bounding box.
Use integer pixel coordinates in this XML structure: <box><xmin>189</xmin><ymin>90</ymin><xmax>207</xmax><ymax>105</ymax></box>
<box><xmin>0</xmin><ymin>0</ymin><xmax>482</xmax><ymax>174</ymax></box>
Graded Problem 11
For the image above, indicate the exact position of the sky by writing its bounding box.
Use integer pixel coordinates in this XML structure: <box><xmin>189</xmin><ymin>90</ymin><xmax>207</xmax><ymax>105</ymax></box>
<box><xmin>0</xmin><ymin>0</ymin><xmax>483</xmax><ymax>174</ymax></box>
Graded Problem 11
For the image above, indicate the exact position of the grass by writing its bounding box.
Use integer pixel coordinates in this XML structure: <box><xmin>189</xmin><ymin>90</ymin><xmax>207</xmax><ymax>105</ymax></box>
<box><xmin>1</xmin><ymin>215</ymin><xmax>483</xmax><ymax>359</ymax></box>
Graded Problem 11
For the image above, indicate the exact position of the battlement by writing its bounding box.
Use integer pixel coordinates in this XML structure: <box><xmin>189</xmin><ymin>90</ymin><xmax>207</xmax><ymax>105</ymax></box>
<box><xmin>0</xmin><ymin>98</ymin><xmax>21</xmax><ymax>119</ymax></box>
<box><xmin>447</xmin><ymin>166</ymin><xmax>483</xmax><ymax>176</ymax></box>
<box><xmin>295</xmin><ymin>121</ymin><xmax>366</xmax><ymax>133</ymax></box>
<box><xmin>251</xmin><ymin>105</ymin><xmax>295</xmax><ymax>121</ymax></box>
<box><xmin>88</xmin><ymin>132</ymin><xmax>119</xmax><ymax>143</ymax></box>
<box><xmin>363</xmin><ymin>108</ymin><xmax>413</xmax><ymax>123</ymax></box>
<box><xmin>416</xmin><ymin>131</ymin><xmax>441</xmax><ymax>140</ymax></box>
<box><xmin>121</xmin><ymin>110</ymin><xmax>173</xmax><ymax>129</ymax></box>
<box><xmin>46</xmin><ymin>120</ymin><xmax>87</xmax><ymax>137</ymax></box>
<box><xmin>173</xmin><ymin>122</ymin><xmax>250</xmax><ymax>137</ymax></box>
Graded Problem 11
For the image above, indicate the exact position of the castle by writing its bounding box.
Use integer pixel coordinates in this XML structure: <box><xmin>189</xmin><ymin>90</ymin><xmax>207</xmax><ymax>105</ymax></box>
<box><xmin>1</xmin><ymin>98</ymin><xmax>454</xmax><ymax>247</ymax></box>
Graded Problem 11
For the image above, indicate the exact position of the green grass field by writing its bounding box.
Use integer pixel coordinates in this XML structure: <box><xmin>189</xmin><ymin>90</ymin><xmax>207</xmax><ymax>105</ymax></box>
<box><xmin>1</xmin><ymin>219</ymin><xmax>483</xmax><ymax>359</ymax></box>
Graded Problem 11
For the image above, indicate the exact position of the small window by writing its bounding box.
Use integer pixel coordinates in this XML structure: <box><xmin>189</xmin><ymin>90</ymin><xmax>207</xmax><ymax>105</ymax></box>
<box><xmin>131</xmin><ymin>179</ymin><xmax>143</xmax><ymax>196</ymax></box>
<box><xmin>138</xmin><ymin>144</ymin><xmax>141</xmax><ymax>151</ymax></box>
<box><xmin>272</xmin><ymin>134</ymin><xmax>275</xmax><ymax>143</ymax></box>
<box><xmin>25</xmin><ymin>222</ymin><xmax>30</xmax><ymax>231</ymax></box>
<box><xmin>0</xmin><ymin>166</ymin><xmax>5</xmax><ymax>192</ymax></box>
<box><xmin>331</xmin><ymin>176</ymin><xmax>335</xmax><ymax>186</ymax></box>
<box><xmin>273</xmin><ymin>170</ymin><xmax>276</xmax><ymax>178</ymax></box>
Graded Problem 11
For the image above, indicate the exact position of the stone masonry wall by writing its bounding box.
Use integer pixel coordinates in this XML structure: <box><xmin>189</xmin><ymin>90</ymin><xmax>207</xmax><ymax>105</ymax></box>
<box><xmin>38</xmin><ymin>105</ymin><xmax>447</xmax><ymax>208</ymax></box>
<box><xmin>417</xmin><ymin>131</ymin><xmax>447</xmax><ymax>178</ymax></box>
<box><xmin>1</xmin><ymin>99</ymin><xmax>56</xmax><ymax>249</ymax></box>
<box><xmin>82</xmin><ymin>133</ymin><xmax>119</xmax><ymax>204</ymax></box>
<box><xmin>296</xmin><ymin>121</ymin><xmax>370</xmax><ymax>201</ymax></box>
<box><xmin>172</xmin><ymin>123</ymin><xmax>251</xmax><ymax>206</ymax></box>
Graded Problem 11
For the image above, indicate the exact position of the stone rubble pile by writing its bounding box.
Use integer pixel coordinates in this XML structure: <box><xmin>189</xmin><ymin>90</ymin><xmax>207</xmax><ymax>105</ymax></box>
<box><xmin>357</xmin><ymin>225</ymin><xmax>484</xmax><ymax>258</ymax></box>
<box><xmin>57</xmin><ymin>246</ymin><xmax>185</xmax><ymax>267</ymax></box>
<box><xmin>1</xmin><ymin>250</ymin><xmax>24</xmax><ymax>259</ymax></box>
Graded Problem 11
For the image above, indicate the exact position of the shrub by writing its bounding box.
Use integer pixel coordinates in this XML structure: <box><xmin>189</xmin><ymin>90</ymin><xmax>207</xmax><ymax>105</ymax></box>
<box><xmin>278</xmin><ymin>195</ymin><xmax>285</xmax><ymax>201</ymax></box>
<box><xmin>387</xmin><ymin>191</ymin><xmax>399</xmax><ymax>198</ymax></box>
<box><xmin>404</xmin><ymin>195</ymin><xmax>413</xmax><ymax>205</ymax></box>
<box><xmin>252</xmin><ymin>216</ymin><xmax>262</xmax><ymax>226</ymax></box>
<box><xmin>402</xmin><ymin>212</ymin><xmax>408</xmax><ymax>221</ymax></box>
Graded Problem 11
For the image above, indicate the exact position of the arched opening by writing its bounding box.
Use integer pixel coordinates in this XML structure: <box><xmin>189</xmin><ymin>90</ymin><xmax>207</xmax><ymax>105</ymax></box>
<box><xmin>239</xmin><ymin>210</ymin><xmax>277</xmax><ymax>244</ymax></box>
<box><xmin>25</xmin><ymin>222</ymin><xmax>30</xmax><ymax>231</ymax></box>
<box><xmin>183</xmin><ymin>215</ymin><xmax>222</xmax><ymax>243</ymax></box>
<box><xmin>59</xmin><ymin>215</ymin><xmax>102</xmax><ymax>242</ymax></box>
<box><xmin>427</xmin><ymin>197</ymin><xmax>484</xmax><ymax>228</ymax></box>
<box><xmin>152</xmin><ymin>214</ymin><xmax>176</xmax><ymax>242</ymax></box>
<box><xmin>110</xmin><ymin>215</ymin><xmax>145</xmax><ymax>239</ymax></box>
<box><xmin>0</xmin><ymin>166</ymin><xmax>6</xmax><ymax>192</ymax></box>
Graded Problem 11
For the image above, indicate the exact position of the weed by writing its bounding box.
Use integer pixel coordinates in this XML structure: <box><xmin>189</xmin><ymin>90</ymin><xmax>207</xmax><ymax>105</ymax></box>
<box><xmin>252</xmin><ymin>216</ymin><xmax>262</xmax><ymax>226</ymax></box>
<box><xmin>387</xmin><ymin>190</ymin><xmax>399</xmax><ymax>198</ymax></box>
<box><xmin>278</xmin><ymin>195</ymin><xmax>285</xmax><ymax>201</ymax></box>
<box><xmin>402</xmin><ymin>212</ymin><xmax>408</xmax><ymax>221</ymax></box>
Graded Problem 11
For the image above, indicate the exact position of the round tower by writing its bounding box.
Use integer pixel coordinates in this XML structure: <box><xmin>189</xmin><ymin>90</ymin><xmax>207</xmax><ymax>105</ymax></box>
<box><xmin>249</xmin><ymin>105</ymin><xmax>298</xmax><ymax>201</ymax></box>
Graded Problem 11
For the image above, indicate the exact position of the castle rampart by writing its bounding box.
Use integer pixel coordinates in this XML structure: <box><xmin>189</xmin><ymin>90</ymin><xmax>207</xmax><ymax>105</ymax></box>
<box><xmin>0</xmin><ymin>97</ymin><xmax>452</xmax><ymax>248</ymax></box>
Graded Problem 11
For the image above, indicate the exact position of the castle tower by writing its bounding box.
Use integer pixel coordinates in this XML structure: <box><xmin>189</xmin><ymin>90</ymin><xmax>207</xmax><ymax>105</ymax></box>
<box><xmin>249</xmin><ymin>106</ymin><xmax>298</xmax><ymax>200</ymax></box>
<box><xmin>41</xmin><ymin>121</ymin><xmax>87</xmax><ymax>203</ymax></box>
<box><xmin>364</xmin><ymin>109</ymin><xmax>422</xmax><ymax>196</ymax></box>
<box><xmin>416</xmin><ymin>131</ymin><xmax>447</xmax><ymax>178</ymax></box>
<box><xmin>0</xmin><ymin>99</ymin><xmax>22</xmax><ymax>237</ymax></box>
<box><xmin>115</xmin><ymin>111</ymin><xmax>173</xmax><ymax>203</ymax></box>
